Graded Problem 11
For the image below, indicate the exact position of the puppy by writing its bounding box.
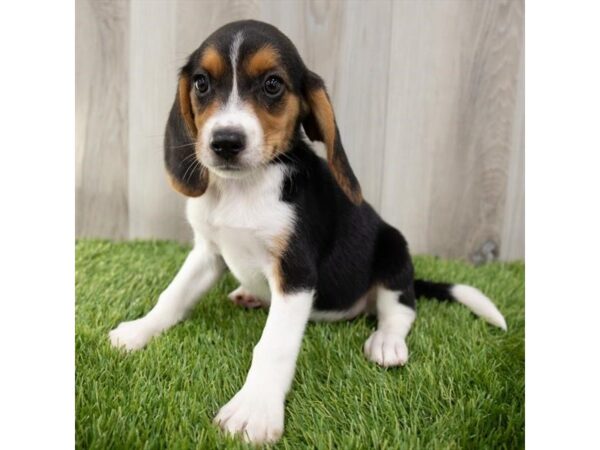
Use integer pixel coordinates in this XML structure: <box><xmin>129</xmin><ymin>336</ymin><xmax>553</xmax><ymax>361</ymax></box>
<box><xmin>109</xmin><ymin>20</ymin><xmax>506</xmax><ymax>444</ymax></box>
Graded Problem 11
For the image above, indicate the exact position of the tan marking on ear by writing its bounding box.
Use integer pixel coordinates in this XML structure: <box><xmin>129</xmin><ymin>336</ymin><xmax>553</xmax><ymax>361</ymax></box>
<box><xmin>165</xmin><ymin>74</ymin><xmax>210</xmax><ymax>198</ymax></box>
<box><xmin>249</xmin><ymin>93</ymin><xmax>300</xmax><ymax>160</ymax></box>
<box><xmin>300</xmin><ymin>98</ymin><xmax>310</xmax><ymax>116</ymax></box>
<box><xmin>307</xmin><ymin>88</ymin><xmax>363</xmax><ymax>204</ymax></box>
<box><xmin>178</xmin><ymin>76</ymin><xmax>197</xmax><ymax>137</ymax></box>
<box><xmin>200</xmin><ymin>46</ymin><xmax>226</xmax><ymax>78</ymax></box>
<box><xmin>330</xmin><ymin>154</ymin><xmax>363</xmax><ymax>204</ymax></box>
<box><xmin>167</xmin><ymin>172</ymin><xmax>208</xmax><ymax>198</ymax></box>
<box><xmin>245</xmin><ymin>45</ymin><xmax>280</xmax><ymax>77</ymax></box>
<box><xmin>307</xmin><ymin>88</ymin><xmax>335</xmax><ymax>151</ymax></box>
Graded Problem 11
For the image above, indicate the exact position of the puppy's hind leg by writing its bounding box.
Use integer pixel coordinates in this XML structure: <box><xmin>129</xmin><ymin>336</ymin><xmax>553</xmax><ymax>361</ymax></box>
<box><xmin>364</xmin><ymin>225</ymin><xmax>416</xmax><ymax>367</ymax></box>
<box><xmin>227</xmin><ymin>286</ymin><xmax>265</xmax><ymax>309</ymax></box>
<box><xmin>364</xmin><ymin>288</ymin><xmax>415</xmax><ymax>367</ymax></box>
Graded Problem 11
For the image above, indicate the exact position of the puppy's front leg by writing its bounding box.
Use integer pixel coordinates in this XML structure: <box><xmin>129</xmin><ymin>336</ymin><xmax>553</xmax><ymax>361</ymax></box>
<box><xmin>109</xmin><ymin>240</ymin><xmax>225</xmax><ymax>351</ymax></box>
<box><xmin>215</xmin><ymin>284</ymin><xmax>314</xmax><ymax>444</ymax></box>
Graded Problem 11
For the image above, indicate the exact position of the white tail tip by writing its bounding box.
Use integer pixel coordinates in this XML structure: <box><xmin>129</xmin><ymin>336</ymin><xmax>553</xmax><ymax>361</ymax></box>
<box><xmin>451</xmin><ymin>284</ymin><xmax>507</xmax><ymax>331</ymax></box>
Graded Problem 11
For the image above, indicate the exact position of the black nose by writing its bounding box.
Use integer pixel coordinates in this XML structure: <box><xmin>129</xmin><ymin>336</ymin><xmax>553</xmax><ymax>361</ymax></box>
<box><xmin>210</xmin><ymin>128</ymin><xmax>246</xmax><ymax>159</ymax></box>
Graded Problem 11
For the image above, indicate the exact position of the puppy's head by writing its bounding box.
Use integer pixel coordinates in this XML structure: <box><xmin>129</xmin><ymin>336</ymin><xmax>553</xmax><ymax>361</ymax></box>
<box><xmin>164</xmin><ymin>20</ymin><xmax>361</xmax><ymax>203</ymax></box>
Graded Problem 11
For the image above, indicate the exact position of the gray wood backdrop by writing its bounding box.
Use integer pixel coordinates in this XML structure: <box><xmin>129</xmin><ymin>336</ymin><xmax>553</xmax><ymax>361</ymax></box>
<box><xmin>76</xmin><ymin>0</ymin><xmax>524</xmax><ymax>262</ymax></box>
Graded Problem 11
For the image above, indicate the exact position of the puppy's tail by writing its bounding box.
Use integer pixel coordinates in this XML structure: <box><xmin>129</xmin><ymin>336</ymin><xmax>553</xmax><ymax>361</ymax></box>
<box><xmin>414</xmin><ymin>279</ymin><xmax>507</xmax><ymax>331</ymax></box>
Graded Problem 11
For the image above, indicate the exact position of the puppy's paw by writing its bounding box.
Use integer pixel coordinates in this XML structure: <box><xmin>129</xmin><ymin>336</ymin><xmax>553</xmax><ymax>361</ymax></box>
<box><xmin>109</xmin><ymin>318</ymin><xmax>155</xmax><ymax>351</ymax></box>
<box><xmin>364</xmin><ymin>330</ymin><xmax>409</xmax><ymax>367</ymax></box>
<box><xmin>227</xmin><ymin>286</ymin><xmax>264</xmax><ymax>309</ymax></box>
<box><xmin>214</xmin><ymin>386</ymin><xmax>284</xmax><ymax>444</ymax></box>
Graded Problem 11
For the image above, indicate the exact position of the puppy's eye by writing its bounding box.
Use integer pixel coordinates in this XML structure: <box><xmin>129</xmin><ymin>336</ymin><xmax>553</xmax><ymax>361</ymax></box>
<box><xmin>193</xmin><ymin>74</ymin><xmax>210</xmax><ymax>95</ymax></box>
<box><xmin>263</xmin><ymin>75</ymin><xmax>284</xmax><ymax>97</ymax></box>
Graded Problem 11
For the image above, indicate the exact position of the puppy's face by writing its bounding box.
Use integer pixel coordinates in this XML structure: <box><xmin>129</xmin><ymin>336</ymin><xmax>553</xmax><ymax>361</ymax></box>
<box><xmin>165</xmin><ymin>20</ymin><xmax>362</xmax><ymax>203</ymax></box>
<box><xmin>188</xmin><ymin>23</ymin><xmax>304</xmax><ymax>178</ymax></box>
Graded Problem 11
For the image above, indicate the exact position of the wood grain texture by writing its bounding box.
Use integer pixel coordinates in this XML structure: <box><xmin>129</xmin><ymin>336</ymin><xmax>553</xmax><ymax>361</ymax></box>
<box><xmin>76</xmin><ymin>0</ymin><xmax>525</xmax><ymax>260</ymax></box>
<box><xmin>380</xmin><ymin>0</ymin><xmax>524</xmax><ymax>261</ymax></box>
<box><xmin>500</xmin><ymin>44</ymin><xmax>525</xmax><ymax>261</ymax></box>
<box><xmin>262</xmin><ymin>0</ymin><xmax>394</xmax><ymax>209</ymax></box>
<box><xmin>76</xmin><ymin>0</ymin><xmax>129</xmax><ymax>238</ymax></box>
<box><xmin>128</xmin><ymin>0</ymin><xmax>190</xmax><ymax>241</ymax></box>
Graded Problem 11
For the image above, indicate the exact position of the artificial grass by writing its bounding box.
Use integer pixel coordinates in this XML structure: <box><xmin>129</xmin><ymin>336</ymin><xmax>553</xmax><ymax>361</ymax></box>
<box><xmin>76</xmin><ymin>239</ymin><xmax>524</xmax><ymax>450</ymax></box>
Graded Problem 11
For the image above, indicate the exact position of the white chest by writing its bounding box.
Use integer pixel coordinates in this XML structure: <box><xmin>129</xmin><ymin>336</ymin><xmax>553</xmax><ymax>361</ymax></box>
<box><xmin>185</xmin><ymin>166</ymin><xmax>294</xmax><ymax>296</ymax></box>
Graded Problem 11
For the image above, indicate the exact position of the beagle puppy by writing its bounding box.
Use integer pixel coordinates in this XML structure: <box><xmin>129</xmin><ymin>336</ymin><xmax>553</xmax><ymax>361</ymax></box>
<box><xmin>109</xmin><ymin>20</ymin><xmax>506</xmax><ymax>444</ymax></box>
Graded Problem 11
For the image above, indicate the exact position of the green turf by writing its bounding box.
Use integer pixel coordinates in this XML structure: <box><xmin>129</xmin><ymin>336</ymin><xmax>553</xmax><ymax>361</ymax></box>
<box><xmin>76</xmin><ymin>239</ymin><xmax>524</xmax><ymax>450</ymax></box>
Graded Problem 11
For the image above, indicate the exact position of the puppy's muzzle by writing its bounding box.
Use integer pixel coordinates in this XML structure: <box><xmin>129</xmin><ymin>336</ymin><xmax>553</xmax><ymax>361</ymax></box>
<box><xmin>210</xmin><ymin>127</ymin><xmax>246</xmax><ymax>161</ymax></box>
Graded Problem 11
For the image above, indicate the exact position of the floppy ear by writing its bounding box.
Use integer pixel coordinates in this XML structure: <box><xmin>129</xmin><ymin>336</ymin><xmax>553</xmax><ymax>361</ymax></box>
<box><xmin>163</xmin><ymin>73</ymin><xmax>209</xmax><ymax>197</ymax></box>
<box><xmin>301</xmin><ymin>71</ymin><xmax>362</xmax><ymax>204</ymax></box>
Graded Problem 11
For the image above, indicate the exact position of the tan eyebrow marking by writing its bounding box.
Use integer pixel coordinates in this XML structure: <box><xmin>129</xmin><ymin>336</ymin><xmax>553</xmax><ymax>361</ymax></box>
<box><xmin>245</xmin><ymin>45</ymin><xmax>280</xmax><ymax>77</ymax></box>
<box><xmin>199</xmin><ymin>46</ymin><xmax>226</xmax><ymax>78</ymax></box>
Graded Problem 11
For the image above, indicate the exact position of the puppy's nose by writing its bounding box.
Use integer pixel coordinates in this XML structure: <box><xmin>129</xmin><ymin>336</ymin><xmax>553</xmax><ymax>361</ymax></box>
<box><xmin>210</xmin><ymin>128</ymin><xmax>246</xmax><ymax>159</ymax></box>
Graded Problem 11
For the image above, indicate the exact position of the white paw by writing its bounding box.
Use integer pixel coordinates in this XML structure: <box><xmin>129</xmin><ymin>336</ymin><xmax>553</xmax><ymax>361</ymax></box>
<box><xmin>364</xmin><ymin>330</ymin><xmax>409</xmax><ymax>367</ymax></box>
<box><xmin>109</xmin><ymin>318</ymin><xmax>155</xmax><ymax>351</ymax></box>
<box><xmin>227</xmin><ymin>286</ymin><xmax>264</xmax><ymax>309</ymax></box>
<box><xmin>214</xmin><ymin>386</ymin><xmax>284</xmax><ymax>444</ymax></box>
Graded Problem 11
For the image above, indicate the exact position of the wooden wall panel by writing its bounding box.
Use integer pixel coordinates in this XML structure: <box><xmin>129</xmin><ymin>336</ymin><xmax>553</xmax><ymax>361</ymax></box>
<box><xmin>75</xmin><ymin>0</ymin><xmax>525</xmax><ymax>261</ymax></box>
<box><xmin>500</xmin><ymin>45</ymin><xmax>525</xmax><ymax>261</ymax></box>
<box><xmin>380</xmin><ymin>0</ymin><xmax>524</xmax><ymax>261</ymax></box>
<box><xmin>128</xmin><ymin>0</ymin><xmax>190</xmax><ymax>241</ymax></box>
<box><xmin>76</xmin><ymin>0</ymin><xmax>129</xmax><ymax>238</ymax></box>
